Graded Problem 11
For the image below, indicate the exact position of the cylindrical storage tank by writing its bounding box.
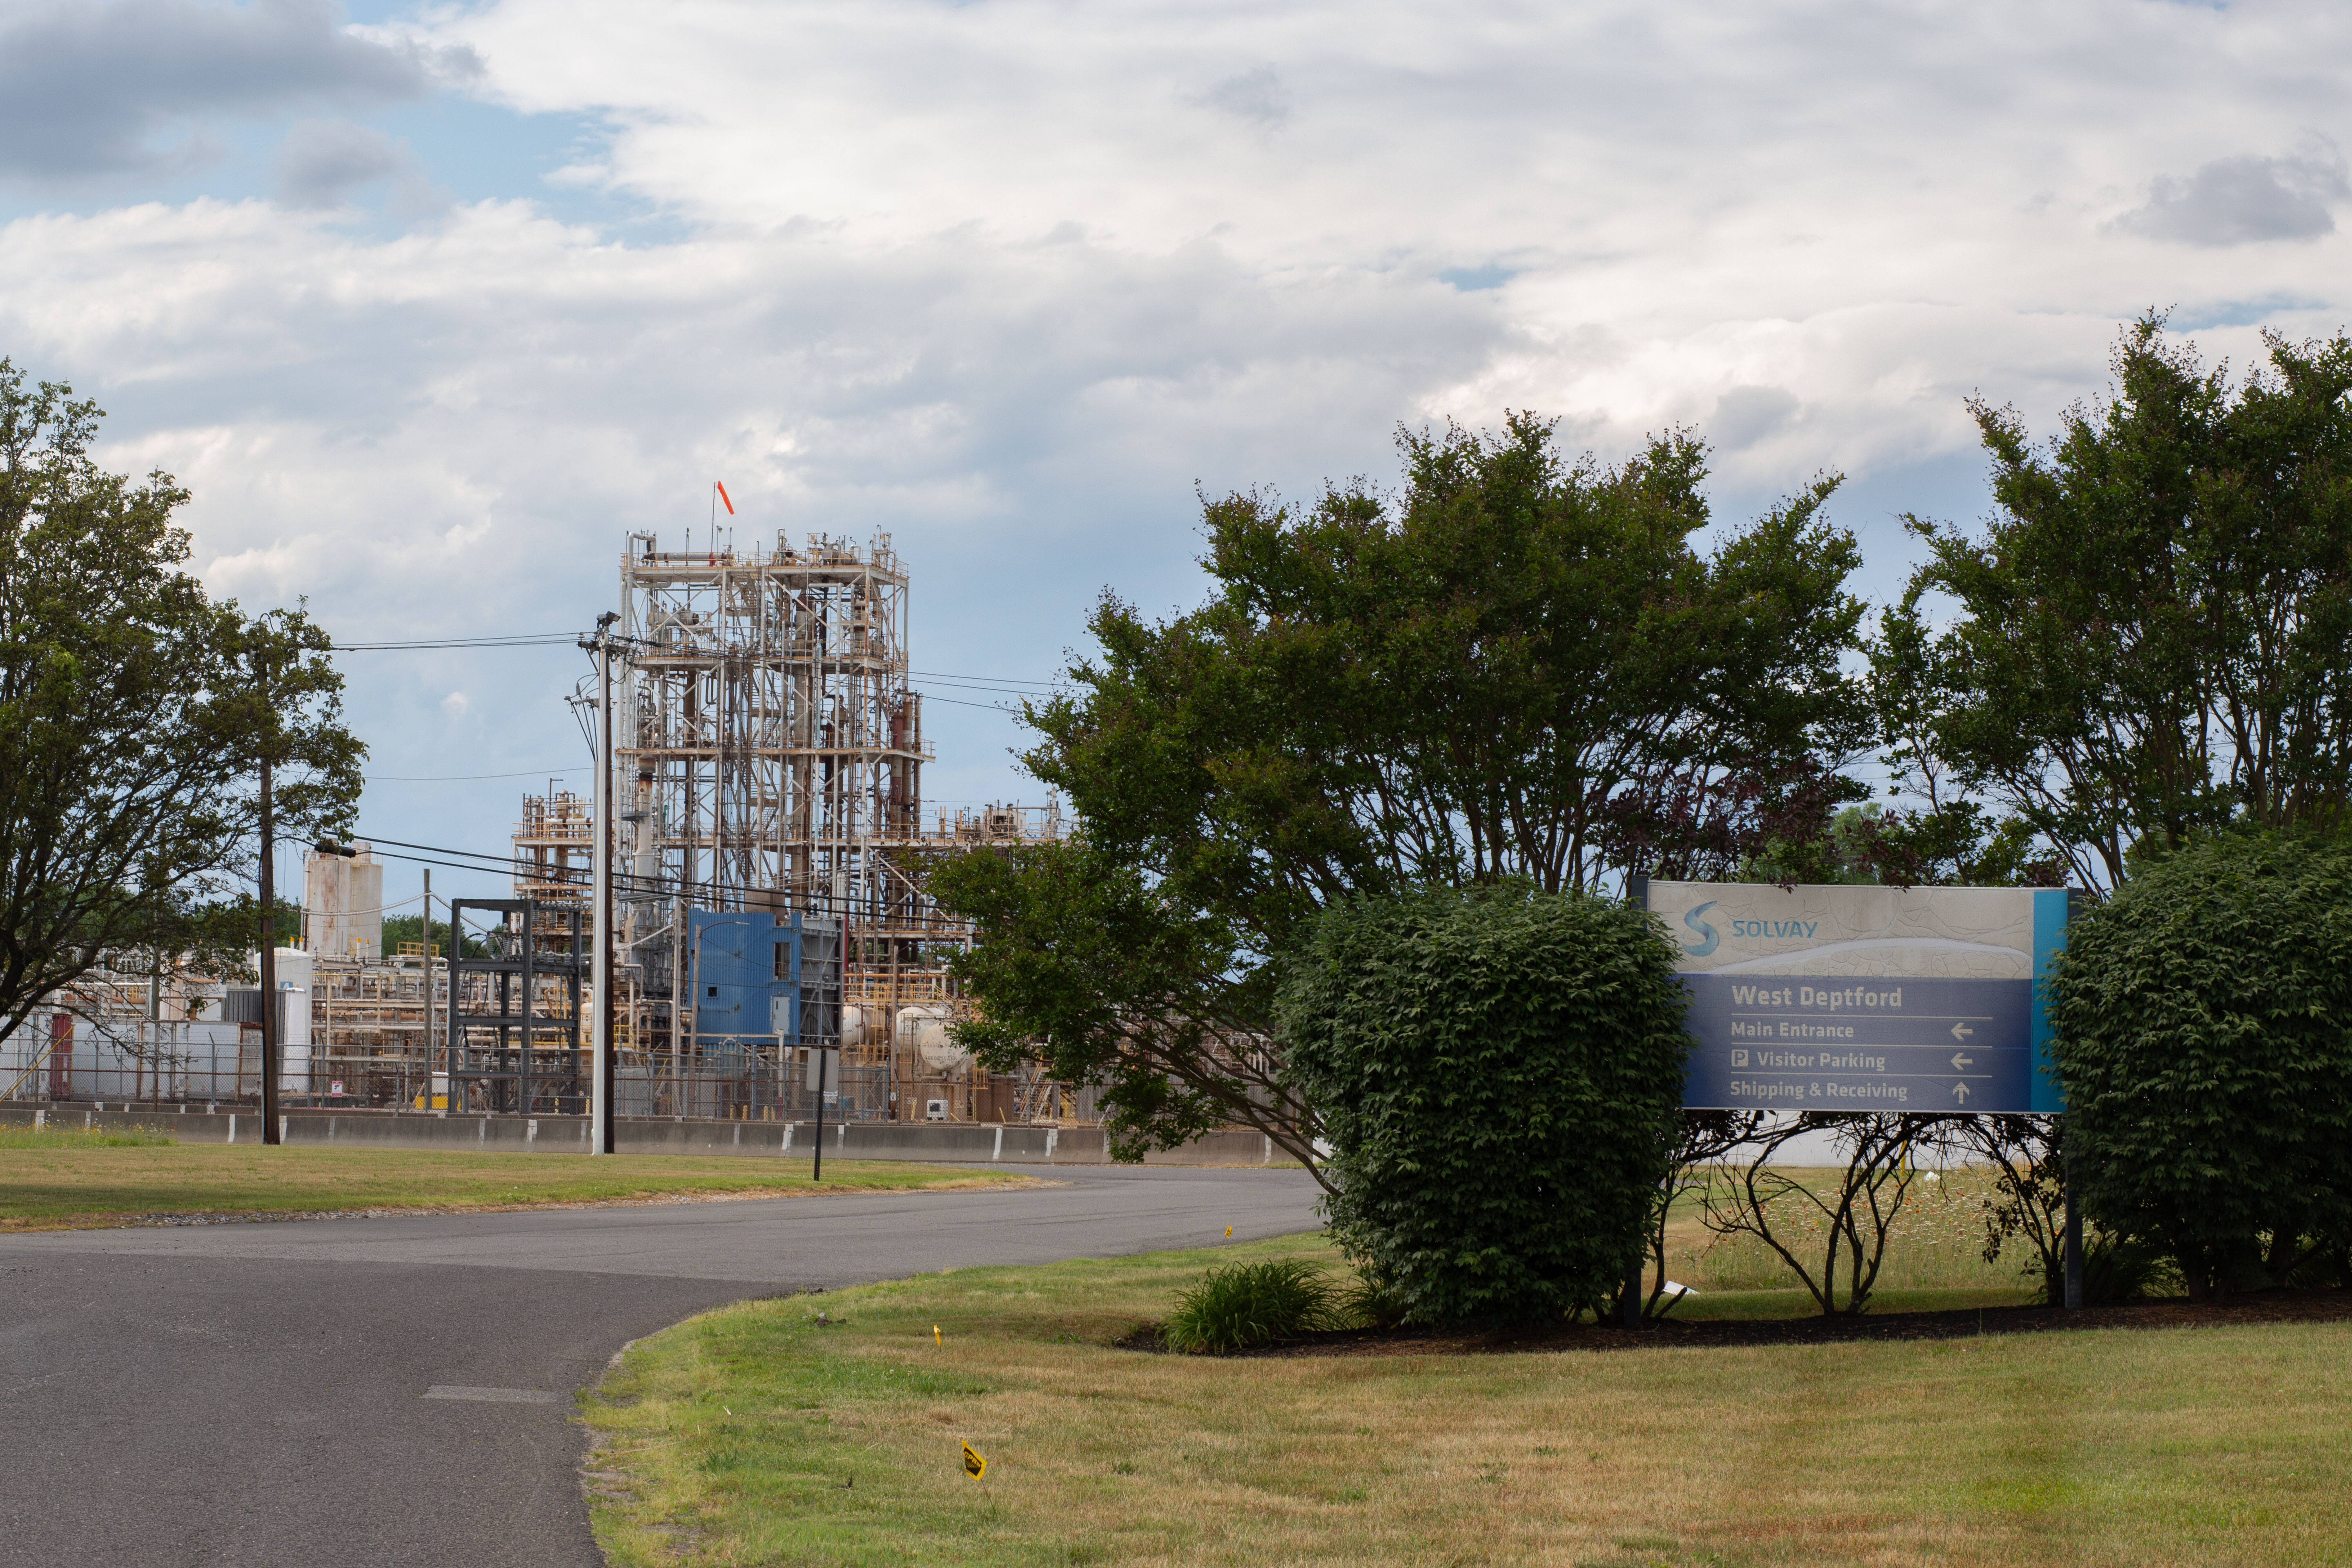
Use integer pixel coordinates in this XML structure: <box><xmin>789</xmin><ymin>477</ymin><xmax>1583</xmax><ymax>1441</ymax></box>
<box><xmin>839</xmin><ymin>1004</ymin><xmax>866</xmax><ymax>1050</ymax></box>
<box><xmin>895</xmin><ymin>1005</ymin><xmax>967</xmax><ymax>1073</ymax></box>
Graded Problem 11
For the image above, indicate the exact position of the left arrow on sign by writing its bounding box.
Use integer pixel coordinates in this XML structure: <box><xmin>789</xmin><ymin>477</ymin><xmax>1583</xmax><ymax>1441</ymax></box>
<box><xmin>1950</xmin><ymin>1021</ymin><xmax>1975</xmax><ymax>1042</ymax></box>
<box><xmin>1951</xmin><ymin>1051</ymin><xmax>1973</xmax><ymax>1071</ymax></box>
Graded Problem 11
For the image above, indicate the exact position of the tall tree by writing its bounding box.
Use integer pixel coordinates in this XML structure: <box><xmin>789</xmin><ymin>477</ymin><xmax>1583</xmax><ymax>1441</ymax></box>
<box><xmin>0</xmin><ymin>359</ymin><xmax>363</xmax><ymax>1049</ymax></box>
<box><xmin>933</xmin><ymin>414</ymin><xmax>1867</xmax><ymax>1165</ymax></box>
<box><xmin>1882</xmin><ymin>316</ymin><xmax>2352</xmax><ymax>892</ymax></box>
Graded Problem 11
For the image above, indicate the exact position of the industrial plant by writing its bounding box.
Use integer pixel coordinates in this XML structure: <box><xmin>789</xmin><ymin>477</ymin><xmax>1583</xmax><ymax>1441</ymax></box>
<box><xmin>1</xmin><ymin>534</ymin><xmax>1087</xmax><ymax>1130</ymax></box>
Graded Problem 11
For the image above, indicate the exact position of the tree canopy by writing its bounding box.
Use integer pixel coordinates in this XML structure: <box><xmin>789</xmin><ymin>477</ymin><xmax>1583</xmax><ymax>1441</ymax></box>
<box><xmin>0</xmin><ymin>359</ymin><xmax>363</xmax><ymax>1038</ymax></box>
<box><xmin>1875</xmin><ymin>317</ymin><xmax>2352</xmax><ymax>893</ymax></box>
<box><xmin>933</xmin><ymin>414</ymin><xmax>1867</xmax><ymax>1163</ymax></box>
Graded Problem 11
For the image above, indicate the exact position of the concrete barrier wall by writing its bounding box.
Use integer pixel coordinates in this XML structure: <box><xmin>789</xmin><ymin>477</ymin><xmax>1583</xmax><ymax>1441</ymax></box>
<box><xmin>0</xmin><ymin>1102</ymin><xmax>1292</xmax><ymax>1167</ymax></box>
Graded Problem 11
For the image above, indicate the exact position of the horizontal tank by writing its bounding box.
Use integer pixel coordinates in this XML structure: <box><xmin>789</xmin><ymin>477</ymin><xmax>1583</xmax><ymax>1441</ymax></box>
<box><xmin>895</xmin><ymin>1004</ymin><xmax>967</xmax><ymax>1074</ymax></box>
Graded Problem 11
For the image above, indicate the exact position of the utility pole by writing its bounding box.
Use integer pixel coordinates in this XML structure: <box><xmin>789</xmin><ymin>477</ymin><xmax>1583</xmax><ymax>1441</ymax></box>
<box><xmin>147</xmin><ymin>946</ymin><xmax>162</xmax><ymax>1106</ymax></box>
<box><xmin>423</xmin><ymin>868</ymin><xmax>435</xmax><ymax>1111</ymax></box>
<box><xmin>589</xmin><ymin>612</ymin><xmax>618</xmax><ymax>1154</ymax></box>
<box><xmin>258</xmin><ymin>756</ymin><xmax>280</xmax><ymax>1145</ymax></box>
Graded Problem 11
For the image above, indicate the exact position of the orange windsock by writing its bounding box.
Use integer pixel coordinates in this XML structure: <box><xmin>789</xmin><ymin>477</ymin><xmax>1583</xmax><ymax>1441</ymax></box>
<box><xmin>715</xmin><ymin>480</ymin><xmax>735</xmax><ymax>515</ymax></box>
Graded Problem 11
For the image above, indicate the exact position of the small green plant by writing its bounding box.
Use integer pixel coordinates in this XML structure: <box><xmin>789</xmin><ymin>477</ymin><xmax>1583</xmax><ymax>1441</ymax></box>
<box><xmin>1339</xmin><ymin>1269</ymin><xmax>1408</xmax><ymax>1330</ymax></box>
<box><xmin>2074</xmin><ymin>1232</ymin><xmax>2184</xmax><ymax>1305</ymax></box>
<box><xmin>1160</xmin><ymin>1259</ymin><xmax>1343</xmax><ymax>1354</ymax></box>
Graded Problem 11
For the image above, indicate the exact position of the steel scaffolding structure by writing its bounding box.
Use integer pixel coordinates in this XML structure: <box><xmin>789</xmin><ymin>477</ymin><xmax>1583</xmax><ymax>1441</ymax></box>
<box><xmin>544</xmin><ymin>529</ymin><xmax>1069</xmax><ymax>1123</ymax></box>
<box><xmin>614</xmin><ymin>532</ymin><xmax>928</xmax><ymax>959</ymax></box>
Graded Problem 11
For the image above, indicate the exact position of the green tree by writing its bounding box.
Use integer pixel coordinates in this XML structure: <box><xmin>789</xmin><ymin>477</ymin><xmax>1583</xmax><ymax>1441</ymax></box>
<box><xmin>0</xmin><ymin>359</ymin><xmax>363</xmax><ymax>1042</ymax></box>
<box><xmin>1879</xmin><ymin>316</ymin><xmax>2352</xmax><ymax>893</ymax></box>
<box><xmin>2048</xmin><ymin>830</ymin><xmax>2352</xmax><ymax>1297</ymax></box>
<box><xmin>1278</xmin><ymin>886</ymin><xmax>1690</xmax><ymax>1324</ymax></box>
<box><xmin>933</xmin><ymin>414</ymin><xmax>1866</xmax><ymax>1165</ymax></box>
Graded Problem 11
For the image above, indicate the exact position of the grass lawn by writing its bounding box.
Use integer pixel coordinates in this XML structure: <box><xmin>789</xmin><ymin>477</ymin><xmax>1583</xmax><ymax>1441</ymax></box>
<box><xmin>582</xmin><ymin>1228</ymin><xmax>2352</xmax><ymax>1567</ymax></box>
<box><xmin>0</xmin><ymin>1124</ymin><xmax>1038</xmax><ymax>1229</ymax></box>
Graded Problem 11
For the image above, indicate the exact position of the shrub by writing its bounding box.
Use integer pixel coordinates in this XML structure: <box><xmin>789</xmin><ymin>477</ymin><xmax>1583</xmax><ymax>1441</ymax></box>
<box><xmin>1161</xmin><ymin>1260</ymin><xmax>1344</xmax><ymax>1353</ymax></box>
<box><xmin>1339</xmin><ymin>1270</ymin><xmax>1410</xmax><ymax>1331</ymax></box>
<box><xmin>2074</xmin><ymin>1232</ymin><xmax>2182</xmax><ymax>1306</ymax></box>
<box><xmin>2049</xmin><ymin>830</ymin><xmax>2352</xmax><ymax>1298</ymax></box>
<box><xmin>1280</xmin><ymin>886</ymin><xmax>1690</xmax><ymax>1324</ymax></box>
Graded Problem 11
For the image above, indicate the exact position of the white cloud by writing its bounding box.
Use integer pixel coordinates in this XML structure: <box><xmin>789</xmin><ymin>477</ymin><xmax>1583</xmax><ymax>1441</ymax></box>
<box><xmin>0</xmin><ymin>0</ymin><xmax>476</xmax><ymax>181</ymax></box>
<box><xmin>5</xmin><ymin>0</ymin><xmax>2352</xmax><ymax>878</ymax></box>
<box><xmin>2113</xmin><ymin>143</ymin><xmax>2349</xmax><ymax>246</ymax></box>
<box><xmin>391</xmin><ymin>0</ymin><xmax>2352</xmax><ymax>468</ymax></box>
<box><xmin>274</xmin><ymin>118</ymin><xmax>414</xmax><ymax>208</ymax></box>
<box><xmin>1200</xmin><ymin>67</ymin><xmax>1293</xmax><ymax>131</ymax></box>
<box><xmin>1710</xmin><ymin>385</ymin><xmax>1800</xmax><ymax>453</ymax></box>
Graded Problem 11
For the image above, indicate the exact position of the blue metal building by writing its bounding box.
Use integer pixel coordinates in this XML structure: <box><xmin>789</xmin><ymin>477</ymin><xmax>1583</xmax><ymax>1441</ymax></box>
<box><xmin>684</xmin><ymin>910</ymin><xmax>841</xmax><ymax>1072</ymax></box>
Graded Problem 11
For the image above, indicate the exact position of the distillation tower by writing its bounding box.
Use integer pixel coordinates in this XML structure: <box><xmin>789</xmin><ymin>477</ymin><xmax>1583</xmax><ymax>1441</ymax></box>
<box><xmin>566</xmin><ymin>529</ymin><xmax>1067</xmax><ymax>1122</ymax></box>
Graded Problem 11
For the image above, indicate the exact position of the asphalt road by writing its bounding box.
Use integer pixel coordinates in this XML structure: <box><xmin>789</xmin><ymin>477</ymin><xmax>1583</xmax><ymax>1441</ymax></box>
<box><xmin>0</xmin><ymin>1163</ymin><xmax>1323</xmax><ymax>1567</ymax></box>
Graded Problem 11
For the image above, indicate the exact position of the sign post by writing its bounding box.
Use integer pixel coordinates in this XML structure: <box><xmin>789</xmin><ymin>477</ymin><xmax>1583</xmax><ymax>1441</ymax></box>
<box><xmin>1644</xmin><ymin>882</ymin><xmax>2069</xmax><ymax>1116</ymax></box>
<box><xmin>1641</xmin><ymin>879</ymin><xmax>2082</xmax><ymax>1309</ymax></box>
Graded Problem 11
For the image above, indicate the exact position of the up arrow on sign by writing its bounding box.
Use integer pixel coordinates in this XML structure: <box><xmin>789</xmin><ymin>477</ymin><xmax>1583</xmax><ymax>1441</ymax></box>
<box><xmin>1950</xmin><ymin>1021</ymin><xmax>1975</xmax><ymax>1042</ymax></box>
<box><xmin>1951</xmin><ymin>1082</ymin><xmax>1971</xmax><ymax>1104</ymax></box>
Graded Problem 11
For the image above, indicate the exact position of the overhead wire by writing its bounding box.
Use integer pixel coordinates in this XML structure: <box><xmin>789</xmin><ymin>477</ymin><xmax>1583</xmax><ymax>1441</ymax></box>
<box><xmin>337</xmin><ymin>633</ymin><xmax>580</xmax><ymax>650</ymax></box>
<box><xmin>355</xmin><ymin>834</ymin><xmax>702</xmax><ymax>901</ymax></box>
<box><xmin>368</xmin><ymin>768</ymin><xmax>586</xmax><ymax>782</ymax></box>
<box><xmin>339</xmin><ymin>632</ymin><xmax>1056</xmax><ymax>811</ymax></box>
<box><xmin>906</xmin><ymin>668</ymin><xmax>1062</xmax><ymax>689</ymax></box>
<box><xmin>334</xmin><ymin>633</ymin><xmax>1062</xmax><ymax>692</ymax></box>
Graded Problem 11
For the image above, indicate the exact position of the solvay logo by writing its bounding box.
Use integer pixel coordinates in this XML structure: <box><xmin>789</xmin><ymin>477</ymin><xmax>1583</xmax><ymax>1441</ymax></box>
<box><xmin>1682</xmin><ymin>900</ymin><xmax>1719</xmax><ymax>957</ymax></box>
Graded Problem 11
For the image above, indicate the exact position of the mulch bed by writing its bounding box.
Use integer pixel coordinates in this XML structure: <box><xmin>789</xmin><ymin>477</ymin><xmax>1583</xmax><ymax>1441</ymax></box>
<box><xmin>1123</xmin><ymin>1288</ymin><xmax>2352</xmax><ymax>1357</ymax></box>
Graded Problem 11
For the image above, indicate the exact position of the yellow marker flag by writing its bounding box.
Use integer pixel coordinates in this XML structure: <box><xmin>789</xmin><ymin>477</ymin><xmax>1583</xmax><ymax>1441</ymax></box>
<box><xmin>933</xmin><ymin>1325</ymin><xmax>942</xmax><ymax>1345</ymax></box>
<box><xmin>962</xmin><ymin>1441</ymin><xmax>988</xmax><ymax>1479</ymax></box>
<box><xmin>1224</xmin><ymin>1226</ymin><xmax>1232</xmax><ymax>1238</ymax></box>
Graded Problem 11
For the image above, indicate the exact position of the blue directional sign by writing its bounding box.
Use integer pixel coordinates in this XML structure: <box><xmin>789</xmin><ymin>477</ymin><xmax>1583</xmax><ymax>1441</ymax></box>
<box><xmin>1645</xmin><ymin>882</ymin><xmax>2070</xmax><ymax>1114</ymax></box>
<box><xmin>1679</xmin><ymin>975</ymin><xmax>2030</xmax><ymax>1112</ymax></box>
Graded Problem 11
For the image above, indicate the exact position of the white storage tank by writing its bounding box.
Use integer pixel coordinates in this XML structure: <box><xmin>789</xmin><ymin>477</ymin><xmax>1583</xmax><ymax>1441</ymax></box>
<box><xmin>895</xmin><ymin>1005</ymin><xmax>967</xmax><ymax>1073</ymax></box>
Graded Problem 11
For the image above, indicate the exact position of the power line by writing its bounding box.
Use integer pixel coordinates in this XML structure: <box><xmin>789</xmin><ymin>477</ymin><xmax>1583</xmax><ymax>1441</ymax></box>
<box><xmin>908</xmin><ymin>668</ymin><xmax>1062</xmax><ymax>689</ymax></box>
<box><xmin>360</xmin><ymin>836</ymin><xmax>514</xmax><ymax>866</ymax></box>
<box><xmin>351</xmin><ymin>847</ymin><xmax>523</xmax><ymax>880</ymax></box>
<box><xmin>368</xmin><ymin>768</ymin><xmax>585</xmax><ymax>782</ymax></box>
<box><xmin>356</xmin><ymin>834</ymin><xmax>701</xmax><ymax>900</ymax></box>
<box><xmin>913</xmin><ymin>690</ymin><xmax>1027</xmax><ymax>712</ymax></box>
<box><xmin>913</xmin><ymin>679</ymin><xmax>1042</xmax><ymax>693</ymax></box>
<box><xmin>338</xmin><ymin>633</ymin><xmax>579</xmax><ymax>651</ymax></box>
<box><xmin>334</xmin><ymin>636</ymin><xmax>1062</xmax><ymax>692</ymax></box>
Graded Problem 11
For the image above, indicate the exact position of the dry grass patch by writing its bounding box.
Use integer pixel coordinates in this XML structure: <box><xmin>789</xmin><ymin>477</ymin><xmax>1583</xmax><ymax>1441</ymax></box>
<box><xmin>1660</xmin><ymin>1166</ymin><xmax>2038</xmax><ymax>1319</ymax></box>
<box><xmin>0</xmin><ymin>1126</ymin><xmax>1038</xmax><ymax>1229</ymax></box>
<box><xmin>581</xmin><ymin>1232</ymin><xmax>2352</xmax><ymax>1568</ymax></box>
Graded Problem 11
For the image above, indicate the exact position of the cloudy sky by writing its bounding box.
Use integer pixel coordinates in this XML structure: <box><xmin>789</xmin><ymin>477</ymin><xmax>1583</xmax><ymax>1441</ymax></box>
<box><xmin>3</xmin><ymin>0</ymin><xmax>2348</xmax><ymax>905</ymax></box>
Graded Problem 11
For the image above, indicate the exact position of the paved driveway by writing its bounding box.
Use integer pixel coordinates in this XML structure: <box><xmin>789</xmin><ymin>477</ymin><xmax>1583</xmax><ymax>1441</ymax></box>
<box><xmin>0</xmin><ymin>1164</ymin><xmax>1324</xmax><ymax>1567</ymax></box>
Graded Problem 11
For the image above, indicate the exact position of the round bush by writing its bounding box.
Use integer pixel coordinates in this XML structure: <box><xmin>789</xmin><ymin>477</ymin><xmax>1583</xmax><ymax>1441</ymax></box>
<box><xmin>1278</xmin><ymin>886</ymin><xmax>1690</xmax><ymax>1324</ymax></box>
<box><xmin>2050</xmin><ymin>831</ymin><xmax>2352</xmax><ymax>1297</ymax></box>
<box><xmin>1160</xmin><ymin>1259</ymin><xmax>1344</xmax><ymax>1353</ymax></box>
